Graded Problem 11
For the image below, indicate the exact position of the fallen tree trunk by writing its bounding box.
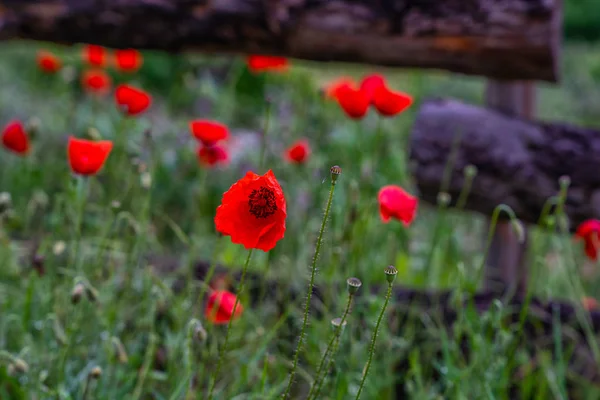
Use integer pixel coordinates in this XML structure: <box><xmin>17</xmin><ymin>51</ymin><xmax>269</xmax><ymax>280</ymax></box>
<box><xmin>409</xmin><ymin>98</ymin><xmax>600</xmax><ymax>231</ymax></box>
<box><xmin>0</xmin><ymin>0</ymin><xmax>560</xmax><ymax>81</ymax></box>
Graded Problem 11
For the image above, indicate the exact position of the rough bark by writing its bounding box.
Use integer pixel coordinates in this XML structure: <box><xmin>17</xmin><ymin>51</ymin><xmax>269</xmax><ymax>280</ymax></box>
<box><xmin>0</xmin><ymin>0</ymin><xmax>561</xmax><ymax>81</ymax></box>
<box><xmin>410</xmin><ymin>98</ymin><xmax>600</xmax><ymax>231</ymax></box>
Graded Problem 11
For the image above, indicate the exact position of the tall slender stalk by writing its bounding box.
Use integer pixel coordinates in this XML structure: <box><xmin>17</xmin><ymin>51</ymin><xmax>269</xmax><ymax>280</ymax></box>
<box><xmin>355</xmin><ymin>266</ymin><xmax>397</xmax><ymax>400</ymax></box>
<box><xmin>207</xmin><ymin>249</ymin><xmax>254</xmax><ymax>400</ymax></box>
<box><xmin>282</xmin><ymin>166</ymin><xmax>341</xmax><ymax>399</ymax></box>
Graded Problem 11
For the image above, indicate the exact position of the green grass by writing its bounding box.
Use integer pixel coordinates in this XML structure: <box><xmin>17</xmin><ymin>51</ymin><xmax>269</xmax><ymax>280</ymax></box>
<box><xmin>1</xmin><ymin>41</ymin><xmax>600</xmax><ymax>399</ymax></box>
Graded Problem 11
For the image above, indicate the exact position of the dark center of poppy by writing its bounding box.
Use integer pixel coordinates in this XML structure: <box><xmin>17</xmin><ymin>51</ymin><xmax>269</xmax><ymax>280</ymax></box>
<box><xmin>248</xmin><ymin>186</ymin><xmax>278</xmax><ymax>219</ymax></box>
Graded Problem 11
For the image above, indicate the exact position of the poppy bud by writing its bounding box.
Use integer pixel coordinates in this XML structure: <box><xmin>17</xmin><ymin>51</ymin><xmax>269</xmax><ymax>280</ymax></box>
<box><xmin>87</xmin><ymin>127</ymin><xmax>102</xmax><ymax>141</ymax></box>
<box><xmin>9</xmin><ymin>358</ymin><xmax>29</xmax><ymax>375</ymax></box>
<box><xmin>511</xmin><ymin>220</ymin><xmax>526</xmax><ymax>244</ymax></box>
<box><xmin>193</xmin><ymin>322</ymin><xmax>208</xmax><ymax>343</ymax></box>
<box><xmin>52</xmin><ymin>316</ymin><xmax>67</xmax><ymax>346</ymax></box>
<box><xmin>53</xmin><ymin>240</ymin><xmax>66</xmax><ymax>256</ymax></box>
<box><xmin>86</xmin><ymin>284</ymin><xmax>99</xmax><ymax>302</ymax></box>
<box><xmin>140</xmin><ymin>172</ymin><xmax>152</xmax><ymax>189</ymax></box>
<box><xmin>0</xmin><ymin>192</ymin><xmax>12</xmax><ymax>215</ymax></box>
<box><xmin>89</xmin><ymin>366</ymin><xmax>102</xmax><ymax>379</ymax></box>
<box><xmin>71</xmin><ymin>282</ymin><xmax>85</xmax><ymax>304</ymax></box>
<box><xmin>464</xmin><ymin>165</ymin><xmax>478</xmax><ymax>179</ymax></box>
<box><xmin>437</xmin><ymin>192</ymin><xmax>451</xmax><ymax>207</ymax></box>
<box><xmin>330</xmin><ymin>165</ymin><xmax>342</xmax><ymax>185</ymax></box>
<box><xmin>346</xmin><ymin>277</ymin><xmax>362</xmax><ymax>295</ymax></box>
<box><xmin>331</xmin><ymin>317</ymin><xmax>347</xmax><ymax>330</ymax></box>
<box><xmin>25</xmin><ymin>117</ymin><xmax>40</xmax><ymax>140</ymax></box>
<box><xmin>111</xmin><ymin>336</ymin><xmax>129</xmax><ymax>364</ymax></box>
<box><xmin>384</xmin><ymin>265</ymin><xmax>398</xmax><ymax>284</ymax></box>
<box><xmin>559</xmin><ymin>175</ymin><xmax>571</xmax><ymax>190</ymax></box>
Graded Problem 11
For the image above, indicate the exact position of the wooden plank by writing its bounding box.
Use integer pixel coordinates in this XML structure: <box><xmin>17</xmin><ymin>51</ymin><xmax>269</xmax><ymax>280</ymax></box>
<box><xmin>0</xmin><ymin>0</ymin><xmax>561</xmax><ymax>81</ymax></box>
<box><xmin>409</xmin><ymin>98</ymin><xmax>600</xmax><ymax>232</ymax></box>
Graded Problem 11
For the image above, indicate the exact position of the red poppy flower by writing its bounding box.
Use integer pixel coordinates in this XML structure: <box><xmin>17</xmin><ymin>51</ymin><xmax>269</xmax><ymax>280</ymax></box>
<box><xmin>378</xmin><ymin>185</ymin><xmax>418</xmax><ymax>226</ymax></box>
<box><xmin>1</xmin><ymin>120</ymin><xmax>29</xmax><ymax>155</ymax></box>
<box><xmin>67</xmin><ymin>136</ymin><xmax>113</xmax><ymax>176</ymax></box>
<box><xmin>360</xmin><ymin>74</ymin><xmax>386</xmax><ymax>102</ymax></box>
<box><xmin>372</xmin><ymin>85</ymin><xmax>413</xmax><ymax>117</ymax></box>
<box><xmin>284</xmin><ymin>139</ymin><xmax>310</xmax><ymax>164</ymax></box>
<box><xmin>37</xmin><ymin>50</ymin><xmax>62</xmax><ymax>74</ymax></box>
<box><xmin>83</xmin><ymin>44</ymin><xmax>107</xmax><ymax>67</ymax></box>
<box><xmin>583</xmin><ymin>296</ymin><xmax>599</xmax><ymax>311</ymax></box>
<box><xmin>189</xmin><ymin>120</ymin><xmax>229</xmax><ymax>145</ymax></box>
<box><xmin>205</xmin><ymin>290</ymin><xmax>243</xmax><ymax>324</ymax></box>
<box><xmin>575</xmin><ymin>219</ymin><xmax>600</xmax><ymax>261</ymax></box>
<box><xmin>215</xmin><ymin>170</ymin><xmax>287</xmax><ymax>252</ymax></box>
<box><xmin>114</xmin><ymin>49</ymin><xmax>143</xmax><ymax>72</ymax></box>
<box><xmin>336</xmin><ymin>85</ymin><xmax>370</xmax><ymax>119</ymax></box>
<box><xmin>198</xmin><ymin>144</ymin><xmax>229</xmax><ymax>167</ymax></box>
<box><xmin>247</xmin><ymin>55</ymin><xmax>289</xmax><ymax>73</ymax></box>
<box><xmin>323</xmin><ymin>77</ymin><xmax>357</xmax><ymax>101</ymax></box>
<box><xmin>115</xmin><ymin>84</ymin><xmax>151</xmax><ymax>116</ymax></box>
<box><xmin>81</xmin><ymin>69</ymin><xmax>111</xmax><ymax>95</ymax></box>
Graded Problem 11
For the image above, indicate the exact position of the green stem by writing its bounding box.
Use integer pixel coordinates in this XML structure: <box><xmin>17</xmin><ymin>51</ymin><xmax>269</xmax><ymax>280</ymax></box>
<box><xmin>72</xmin><ymin>176</ymin><xmax>88</xmax><ymax>275</ymax></box>
<box><xmin>170</xmin><ymin>319</ymin><xmax>201</xmax><ymax>400</ymax></box>
<box><xmin>131</xmin><ymin>333</ymin><xmax>157</xmax><ymax>400</ymax></box>
<box><xmin>355</xmin><ymin>281</ymin><xmax>394</xmax><ymax>400</ymax></box>
<box><xmin>207</xmin><ymin>249</ymin><xmax>254</xmax><ymax>400</ymax></box>
<box><xmin>195</xmin><ymin>236</ymin><xmax>223</xmax><ymax>319</ymax></box>
<box><xmin>259</xmin><ymin>98</ymin><xmax>272</xmax><ymax>171</ymax></box>
<box><xmin>308</xmin><ymin>293</ymin><xmax>354</xmax><ymax>400</ymax></box>
<box><xmin>282</xmin><ymin>179</ymin><xmax>338</xmax><ymax>399</ymax></box>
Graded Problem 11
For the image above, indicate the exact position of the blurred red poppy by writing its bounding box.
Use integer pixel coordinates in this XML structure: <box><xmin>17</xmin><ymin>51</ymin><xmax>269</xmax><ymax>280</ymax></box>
<box><xmin>323</xmin><ymin>77</ymin><xmax>356</xmax><ymax>101</ymax></box>
<box><xmin>583</xmin><ymin>296</ymin><xmax>599</xmax><ymax>311</ymax></box>
<box><xmin>360</xmin><ymin>74</ymin><xmax>386</xmax><ymax>102</ymax></box>
<box><xmin>284</xmin><ymin>139</ymin><xmax>310</xmax><ymax>164</ymax></box>
<box><xmin>205</xmin><ymin>290</ymin><xmax>243</xmax><ymax>324</ymax></box>
<box><xmin>378</xmin><ymin>185</ymin><xmax>418</xmax><ymax>226</ymax></box>
<box><xmin>576</xmin><ymin>219</ymin><xmax>600</xmax><ymax>261</ymax></box>
<box><xmin>67</xmin><ymin>136</ymin><xmax>113</xmax><ymax>176</ymax></box>
<box><xmin>115</xmin><ymin>84</ymin><xmax>151</xmax><ymax>116</ymax></box>
<box><xmin>189</xmin><ymin>120</ymin><xmax>229</xmax><ymax>145</ymax></box>
<box><xmin>372</xmin><ymin>85</ymin><xmax>413</xmax><ymax>117</ymax></box>
<box><xmin>1</xmin><ymin>120</ymin><xmax>29</xmax><ymax>155</ymax></box>
<box><xmin>247</xmin><ymin>55</ymin><xmax>288</xmax><ymax>73</ymax></box>
<box><xmin>83</xmin><ymin>44</ymin><xmax>107</xmax><ymax>67</ymax></box>
<box><xmin>37</xmin><ymin>50</ymin><xmax>62</xmax><ymax>74</ymax></box>
<box><xmin>198</xmin><ymin>144</ymin><xmax>229</xmax><ymax>167</ymax></box>
<box><xmin>336</xmin><ymin>85</ymin><xmax>370</xmax><ymax>119</ymax></box>
<box><xmin>215</xmin><ymin>170</ymin><xmax>287</xmax><ymax>252</ymax></box>
<box><xmin>114</xmin><ymin>49</ymin><xmax>143</xmax><ymax>72</ymax></box>
<box><xmin>82</xmin><ymin>69</ymin><xmax>112</xmax><ymax>95</ymax></box>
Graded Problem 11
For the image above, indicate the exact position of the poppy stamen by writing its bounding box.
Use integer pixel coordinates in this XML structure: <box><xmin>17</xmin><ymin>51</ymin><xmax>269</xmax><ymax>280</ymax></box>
<box><xmin>248</xmin><ymin>187</ymin><xmax>278</xmax><ymax>218</ymax></box>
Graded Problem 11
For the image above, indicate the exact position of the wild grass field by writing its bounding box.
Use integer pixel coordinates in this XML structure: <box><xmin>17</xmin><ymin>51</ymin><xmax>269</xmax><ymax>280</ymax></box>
<box><xmin>2</xmin><ymin>40</ymin><xmax>600</xmax><ymax>399</ymax></box>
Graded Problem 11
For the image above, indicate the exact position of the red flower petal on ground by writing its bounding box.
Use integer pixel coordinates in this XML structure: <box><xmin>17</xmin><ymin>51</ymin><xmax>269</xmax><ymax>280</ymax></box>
<box><xmin>1</xmin><ymin>120</ymin><xmax>29</xmax><ymax>155</ymax></box>
<box><xmin>284</xmin><ymin>139</ymin><xmax>310</xmax><ymax>164</ymax></box>
<box><xmin>378</xmin><ymin>185</ymin><xmax>418</xmax><ymax>226</ymax></box>
<box><xmin>115</xmin><ymin>84</ymin><xmax>151</xmax><ymax>116</ymax></box>
<box><xmin>336</xmin><ymin>85</ymin><xmax>370</xmax><ymax>119</ymax></box>
<box><xmin>67</xmin><ymin>136</ymin><xmax>113</xmax><ymax>176</ymax></box>
<box><xmin>83</xmin><ymin>44</ymin><xmax>107</xmax><ymax>67</ymax></box>
<box><xmin>198</xmin><ymin>144</ymin><xmax>229</xmax><ymax>167</ymax></box>
<box><xmin>323</xmin><ymin>77</ymin><xmax>357</xmax><ymax>101</ymax></box>
<box><xmin>37</xmin><ymin>50</ymin><xmax>62</xmax><ymax>74</ymax></box>
<box><xmin>360</xmin><ymin>74</ymin><xmax>386</xmax><ymax>102</ymax></box>
<box><xmin>189</xmin><ymin>120</ymin><xmax>229</xmax><ymax>145</ymax></box>
<box><xmin>247</xmin><ymin>55</ymin><xmax>289</xmax><ymax>73</ymax></box>
<box><xmin>82</xmin><ymin>69</ymin><xmax>112</xmax><ymax>95</ymax></box>
<box><xmin>372</xmin><ymin>85</ymin><xmax>413</xmax><ymax>117</ymax></box>
<box><xmin>205</xmin><ymin>290</ymin><xmax>243</xmax><ymax>324</ymax></box>
<box><xmin>215</xmin><ymin>170</ymin><xmax>287</xmax><ymax>252</ymax></box>
<box><xmin>114</xmin><ymin>49</ymin><xmax>143</xmax><ymax>72</ymax></box>
<box><xmin>575</xmin><ymin>219</ymin><xmax>600</xmax><ymax>261</ymax></box>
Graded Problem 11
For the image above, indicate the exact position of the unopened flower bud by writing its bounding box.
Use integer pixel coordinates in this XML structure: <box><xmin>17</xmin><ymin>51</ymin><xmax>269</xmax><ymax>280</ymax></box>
<box><xmin>89</xmin><ymin>366</ymin><xmax>102</xmax><ymax>379</ymax></box>
<box><xmin>0</xmin><ymin>192</ymin><xmax>12</xmax><ymax>215</ymax></box>
<box><xmin>346</xmin><ymin>277</ymin><xmax>362</xmax><ymax>295</ymax></box>
<box><xmin>384</xmin><ymin>265</ymin><xmax>398</xmax><ymax>284</ymax></box>
<box><xmin>26</xmin><ymin>117</ymin><xmax>40</xmax><ymax>140</ymax></box>
<box><xmin>53</xmin><ymin>240</ymin><xmax>66</xmax><ymax>256</ymax></box>
<box><xmin>437</xmin><ymin>192</ymin><xmax>451</xmax><ymax>207</ymax></box>
<box><xmin>85</xmin><ymin>284</ymin><xmax>99</xmax><ymax>303</ymax></box>
<box><xmin>87</xmin><ymin>127</ymin><xmax>102</xmax><ymax>141</ymax></box>
<box><xmin>331</xmin><ymin>317</ymin><xmax>347</xmax><ymax>330</ymax></box>
<box><xmin>140</xmin><ymin>172</ymin><xmax>152</xmax><ymax>189</ymax></box>
<box><xmin>11</xmin><ymin>358</ymin><xmax>29</xmax><ymax>374</ymax></box>
<box><xmin>111</xmin><ymin>337</ymin><xmax>129</xmax><ymax>364</ymax></box>
<box><xmin>330</xmin><ymin>165</ymin><xmax>342</xmax><ymax>185</ymax></box>
<box><xmin>194</xmin><ymin>322</ymin><xmax>208</xmax><ymax>343</ymax></box>
<box><xmin>32</xmin><ymin>254</ymin><xmax>45</xmax><ymax>276</ymax></box>
<box><xmin>71</xmin><ymin>282</ymin><xmax>85</xmax><ymax>304</ymax></box>
<box><xmin>559</xmin><ymin>175</ymin><xmax>571</xmax><ymax>190</ymax></box>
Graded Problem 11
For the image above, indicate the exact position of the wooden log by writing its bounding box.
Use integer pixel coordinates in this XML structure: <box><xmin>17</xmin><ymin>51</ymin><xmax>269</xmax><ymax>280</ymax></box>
<box><xmin>409</xmin><ymin>98</ymin><xmax>600</xmax><ymax>231</ymax></box>
<box><xmin>0</xmin><ymin>0</ymin><xmax>561</xmax><ymax>81</ymax></box>
<box><xmin>483</xmin><ymin>81</ymin><xmax>534</xmax><ymax>295</ymax></box>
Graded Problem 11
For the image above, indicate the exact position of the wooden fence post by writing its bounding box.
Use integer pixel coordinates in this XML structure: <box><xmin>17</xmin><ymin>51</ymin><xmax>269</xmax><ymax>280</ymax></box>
<box><xmin>483</xmin><ymin>81</ymin><xmax>535</xmax><ymax>295</ymax></box>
